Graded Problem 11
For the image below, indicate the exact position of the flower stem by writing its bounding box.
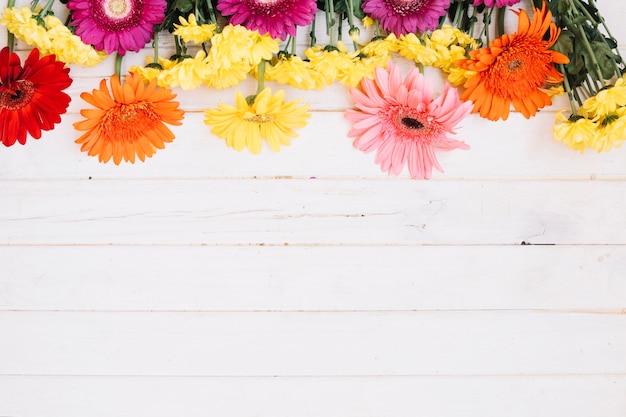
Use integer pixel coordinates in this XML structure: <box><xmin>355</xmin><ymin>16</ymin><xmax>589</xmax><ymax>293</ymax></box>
<box><xmin>255</xmin><ymin>59</ymin><xmax>266</xmax><ymax>96</ymax></box>
<box><xmin>558</xmin><ymin>63</ymin><xmax>579</xmax><ymax>114</ymax></box>
<box><xmin>310</xmin><ymin>15</ymin><xmax>317</xmax><ymax>47</ymax></box>
<box><xmin>115</xmin><ymin>52</ymin><xmax>123</xmax><ymax>79</ymax></box>
<box><xmin>6</xmin><ymin>0</ymin><xmax>15</xmax><ymax>51</ymax></box>
<box><xmin>565</xmin><ymin>0</ymin><xmax>604</xmax><ymax>87</ymax></box>
<box><xmin>344</xmin><ymin>0</ymin><xmax>359</xmax><ymax>50</ymax></box>
<box><xmin>496</xmin><ymin>6</ymin><xmax>506</xmax><ymax>38</ymax></box>
<box><xmin>205</xmin><ymin>0</ymin><xmax>216</xmax><ymax>24</ymax></box>
<box><xmin>326</xmin><ymin>0</ymin><xmax>336</xmax><ymax>46</ymax></box>
<box><xmin>153</xmin><ymin>28</ymin><xmax>159</xmax><ymax>66</ymax></box>
<box><xmin>39</xmin><ymin>0</ymin><xmax>55</xmax><ymax>16</ymax></box>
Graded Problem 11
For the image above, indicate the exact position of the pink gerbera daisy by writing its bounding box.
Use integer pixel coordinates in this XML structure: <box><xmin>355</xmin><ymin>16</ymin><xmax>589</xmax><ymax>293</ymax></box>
<box><xmin>216</xmin><ymin>0</ymin><xmax>317</xmax><ymax>40</ymax></box>
<box><xmin>67</xmin><ymin>0</ymin><xmax>166</xmax><ymax>55</ymax></box>
<box><xmin>362</xmin><ymin>0</ymin><xmax>451</xmax><ymax>35</ymax></box>
<box><xmin>345</xmin><ymin>62</ymin><xmax>472</xmax><ymax>179</ymax></box>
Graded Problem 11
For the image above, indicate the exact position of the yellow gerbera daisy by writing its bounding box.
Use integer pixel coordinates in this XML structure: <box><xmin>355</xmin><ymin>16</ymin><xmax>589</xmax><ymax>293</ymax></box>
<box><xmin>204</xmin><ymin>88</ymin><xmax>311</xmax><ymax>154</ymax></box>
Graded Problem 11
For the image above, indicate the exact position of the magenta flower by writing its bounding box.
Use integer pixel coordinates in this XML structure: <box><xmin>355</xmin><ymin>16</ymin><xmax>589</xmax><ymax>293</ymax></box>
<box><xmin>472</xmin><ymin>0</ymin><xmax>522</xmax><ymax>6</ymax></box>
<box><xmin>216</xmin><ymin>0</ymin><xmax>317</xmax><ymax>40</ymax></box>
<box><xmin>345</xmin><ymin>62</ymin><xmax>472</xmax><ymax>179</ymax></box>
<box><xmin>67</xmin><ymin>0</ymin><xmax>166</xmax><ymax>55</ymax></box>
<box><xmin>362</xmin><ymin>0</ymin><xmax>451</xmax><ymax>35</ymax></box>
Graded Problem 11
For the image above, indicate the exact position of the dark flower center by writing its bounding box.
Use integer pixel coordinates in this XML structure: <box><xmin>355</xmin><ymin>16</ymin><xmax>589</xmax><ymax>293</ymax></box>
<box><xmin>0</xmin><ymin>80</ymin><xmax>35</xmax><ymax>111</ymax></box>
<box><xmin>248</xmin><ymin>0</ymin><xmax>291</xmax><ymax>15</ymax></box>
<box><xmin>94</xmin><ymin>0</ymin><xmax>142</xmax><ymax>31</ymax></box>
<box><xmin>386</xmin><ymin>0</ymin><xmax>426</xmax><ymax>16</ymax></box>
<box><xmin>401</xmin><ymin>116</ymin><xmax>424</xmax><ymax>130</ymax></box>
<box><xmin>508</xmin><ymin>59</ymin><xmax>522</xmax><ymax>72</ymax></box>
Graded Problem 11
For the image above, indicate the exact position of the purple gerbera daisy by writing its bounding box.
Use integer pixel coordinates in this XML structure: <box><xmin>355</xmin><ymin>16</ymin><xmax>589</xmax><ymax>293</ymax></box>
<box><xmin>67</xmin><ymin>0</ymin><xmax>167</xmax><ymax>55</ymax></box>
<box><xmin>216</xmin><ymin>0</ymin><xmax>317</xmax><ymax>40</ymax></box>
<box><xmin>362</xmin><ymin>0</ymin><xmax>451</xmax><ymax>35</ymax></box>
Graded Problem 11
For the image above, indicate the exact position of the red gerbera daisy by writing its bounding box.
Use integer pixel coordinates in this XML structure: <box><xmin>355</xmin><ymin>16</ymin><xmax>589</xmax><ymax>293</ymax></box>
<box><xmin>0</xmin><ymin>47</ymin><xmax>72</xmax><ymax>147</ymax></box>
<box><xmin>216</xmin><ymin>0</ymin><xmax>317</xmax><ymax>40</ymax></box>
<box><xmin>67</xmin><ymin>0</ymin><xmax>166</xmax><ymax>55</ymax></box>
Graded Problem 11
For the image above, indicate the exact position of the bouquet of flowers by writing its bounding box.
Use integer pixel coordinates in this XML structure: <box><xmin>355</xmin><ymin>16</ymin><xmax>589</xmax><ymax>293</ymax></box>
<box><xmin>0</xmin><ymin>0</ymin><xmax>623</xmax><ymax>178</ymax></box>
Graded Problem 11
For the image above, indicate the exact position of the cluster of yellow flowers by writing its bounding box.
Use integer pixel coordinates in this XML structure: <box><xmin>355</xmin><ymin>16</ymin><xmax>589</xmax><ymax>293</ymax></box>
<box><xmin>0</xmin><ymin>6</ymin><xmax>106</xmax><ymax>66</ymax></box>
<box><xmin>131</xmin><ymin>23</ymin><xmax>280</xmax><ymax>90</ymax></box>
<box><xmin>396</xmin><ymin>25</ymin><xmax>478</xmax><ymax>86</ymax></box>
<box><xmin>553</xmin><ymin>76</ymin><xmax>626</xmax><ymax>153</ymax></box>
<box><xmin>129</xmin><ymin>15</ymin><xmax>478</xmax><ymax>92</ymax></box>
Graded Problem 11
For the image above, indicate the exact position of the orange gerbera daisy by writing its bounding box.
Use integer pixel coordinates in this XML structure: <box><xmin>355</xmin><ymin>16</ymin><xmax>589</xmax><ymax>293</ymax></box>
<box><xmin>74</xmin><ymin>72</ymin><xmax>184</xmax><ymax>164</ymax></box>
<box><xmin>455</xmin><ymin>2</ymin><xmax>569</xmax><ymax>121</ymax></box>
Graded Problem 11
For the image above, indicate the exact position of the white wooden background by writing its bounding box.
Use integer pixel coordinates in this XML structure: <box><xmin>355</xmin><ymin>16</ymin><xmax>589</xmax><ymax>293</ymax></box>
<box><xmin>1</xmin><ymin>1</ymin><xmax>626</xmax><ymax>415</ymax></box>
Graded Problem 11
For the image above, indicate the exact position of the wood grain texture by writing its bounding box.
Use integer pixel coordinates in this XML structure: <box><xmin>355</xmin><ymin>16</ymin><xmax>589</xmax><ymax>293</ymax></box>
<box><xmin>1</xmin><ymin>179</ymin><xmax>626</xmax><ymax>245</ymax></box>
<box><xmin>1</xmin><ymin>245</ymin><xmax>625</xmax><ymax>311</ymax></box>
<box><xmin>1</xmin><ymin>311</ymin><xmax>624</xmax><ymax>376</ymax></box>
<box><xmin>2</xmin><ymin>0</ymin><xmax>626</xmax><ymax>415</ymax></box>
<box><xmin>1</xmin><ymin>375</ymin><xmax>625</xmax><ymax>417</ymax></box>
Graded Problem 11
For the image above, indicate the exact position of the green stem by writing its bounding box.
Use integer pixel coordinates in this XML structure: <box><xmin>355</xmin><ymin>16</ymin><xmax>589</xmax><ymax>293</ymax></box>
<box><xmin>559</xmin><ymin>64</ymin><xmax>579</xmax><ymax>113</ymax></box>
<box><xmin>326</xmin><ymin>0</ymin><xmax>336</xmax><ymax>46</ymax></box>
<box><xmin>496</xmin><ymin>6</ymin><xmax>506</xmax><ymax>38</ymax></box>
<box><xmin>344</xmin><ymin>0</ymin><xmax>358</xmax><ymax>50</ymax></box>
<box><xmin>310</xmin><ymin>15</ymin><xmax>317</xmax><ymax>47</ymax></box>
<box><xmin>153</xmin><ymin>28</ymin><xmax>159</xmax><ymax>65</ymax></box>
<box><xmin>115</xmin><ymin>52</ymin><xmax>123</xmax><ymax>79</ymax></box>
<box><xmin>39</xmin><ymin>0</ymin><xmax>55</xmax><ymax>16</ymax></box>
<box><xmin>205</xmin><ymin>0</ymin><xmax>216</xmax><ymax>24</ymax></box>
<box><xmin>565</xmin><ymin>0</ymin><xmax>605</xmax><ymax>85</ymax></box>
<box><xmin>7</xmin><ymin>0</ymin><xmax>15</xmax><ymax>52</ymax></box>
<box><xmin>255</xmin><ymin>59</ymin><xmax>266</xmax><ymax>96</ymax></box>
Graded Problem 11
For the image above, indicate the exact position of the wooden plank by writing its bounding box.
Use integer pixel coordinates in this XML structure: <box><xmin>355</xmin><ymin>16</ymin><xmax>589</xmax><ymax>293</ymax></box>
<box><xmin>1</xmin><ymin>245</ymin><xmax>625</xmax><ymax>311</ymax></box>
<box><xmin>1</xmin><ymin>311</ymin><xmax>624</xmax><ymax>376</ymax></box>
<box><xmin>1</xmin><ymin>375</ymin><xmax>625</xmax><ymax>417</ymax></box>
<box><xmin>1</xmin><ymin>179</ymin><xmax>626</xmax><ymax>245</ymax></box>
<box><xmin>1</xmin><ymin>112</ymin><xmax>625</xmax><ymax>180</ymax></box>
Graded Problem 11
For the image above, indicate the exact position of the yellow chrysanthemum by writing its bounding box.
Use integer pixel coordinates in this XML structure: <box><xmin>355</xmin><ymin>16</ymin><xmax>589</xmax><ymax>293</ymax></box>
<box><xmin>204</xmin><ymin>88</ymin><xmax>311</xmax><ymax>154</ymax></box>
<box><xmin>552</xmin><ymin>111</ymin><xmax>599</xmax><ymax>153</ymax></box>
<box><xmin>397</xmin><ymin>33</ymin><xmax>439</xmax><ymax>66</ymax></box>
<box><xmin>173</xmin><ymin>13</ymin><xmax>216</xmax><ymax>44</ymax></box>
<box><xmin>209</xmin><ymin>24</ymin><xmax>255</xmax><ymax>69</ymax></box>
<box><xmin>248</xmin><ymin>30</ymin><xmax>281</xmax><ymax>66</ymax></box>
<box><xmin>158</xmin><ymin>51</ymin><xmax>210</xmax><ymax>90</ymax></box>
<box><xmin>429</xmin><ymin>25</ymin><xmax>479</xmax><ymax>50</ymax></box>
<box><xmin>45</xmin><ymin>15</ymin><xmax>107</xmax><ymax>67</ymax></box>
<box><xmin>362</xmin><ymin>16</ymin><xmax>375</xmax><ymax>28</ymax></box>
<box><xmin>337</xmin><ymin>54</ymin><xmax>391</xmax><ymax>87</ymax></box>
<box><xmin>204</xmin><ymin>58</ymin><xmax>252</xmax><ymax>89</ymax></box>
<box><xmin>304</xmin><ymin>43</ymin><xmax>354</xmax><ymax>86</ymax></box>
<box><xmin>1</xmin><ymin>6</ymin><xmax>52</xmax><ymax>52</ymax></box>
<box><xmin>265</xmin><ymin>54</ymin><xmax>325</xmax><ymax>90</ymax></box>
<box><xmin>360</xmin><ymin>33</ymin><xmax>399</xmax><ymax>57</ymax></box>
<box><xmin>592</xmin><ymin>110</ymin><xmax>626</xmax><ymax>152</ymax></box>
<box><xmin>446</xmin><ymin>66</ymin><xmax>476</xmax><ymax>87</ymax></box>
<box><xmin>581</xmin><ymin>77</ymin><xmax>626</xmax><ymax>118</ymax></box>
